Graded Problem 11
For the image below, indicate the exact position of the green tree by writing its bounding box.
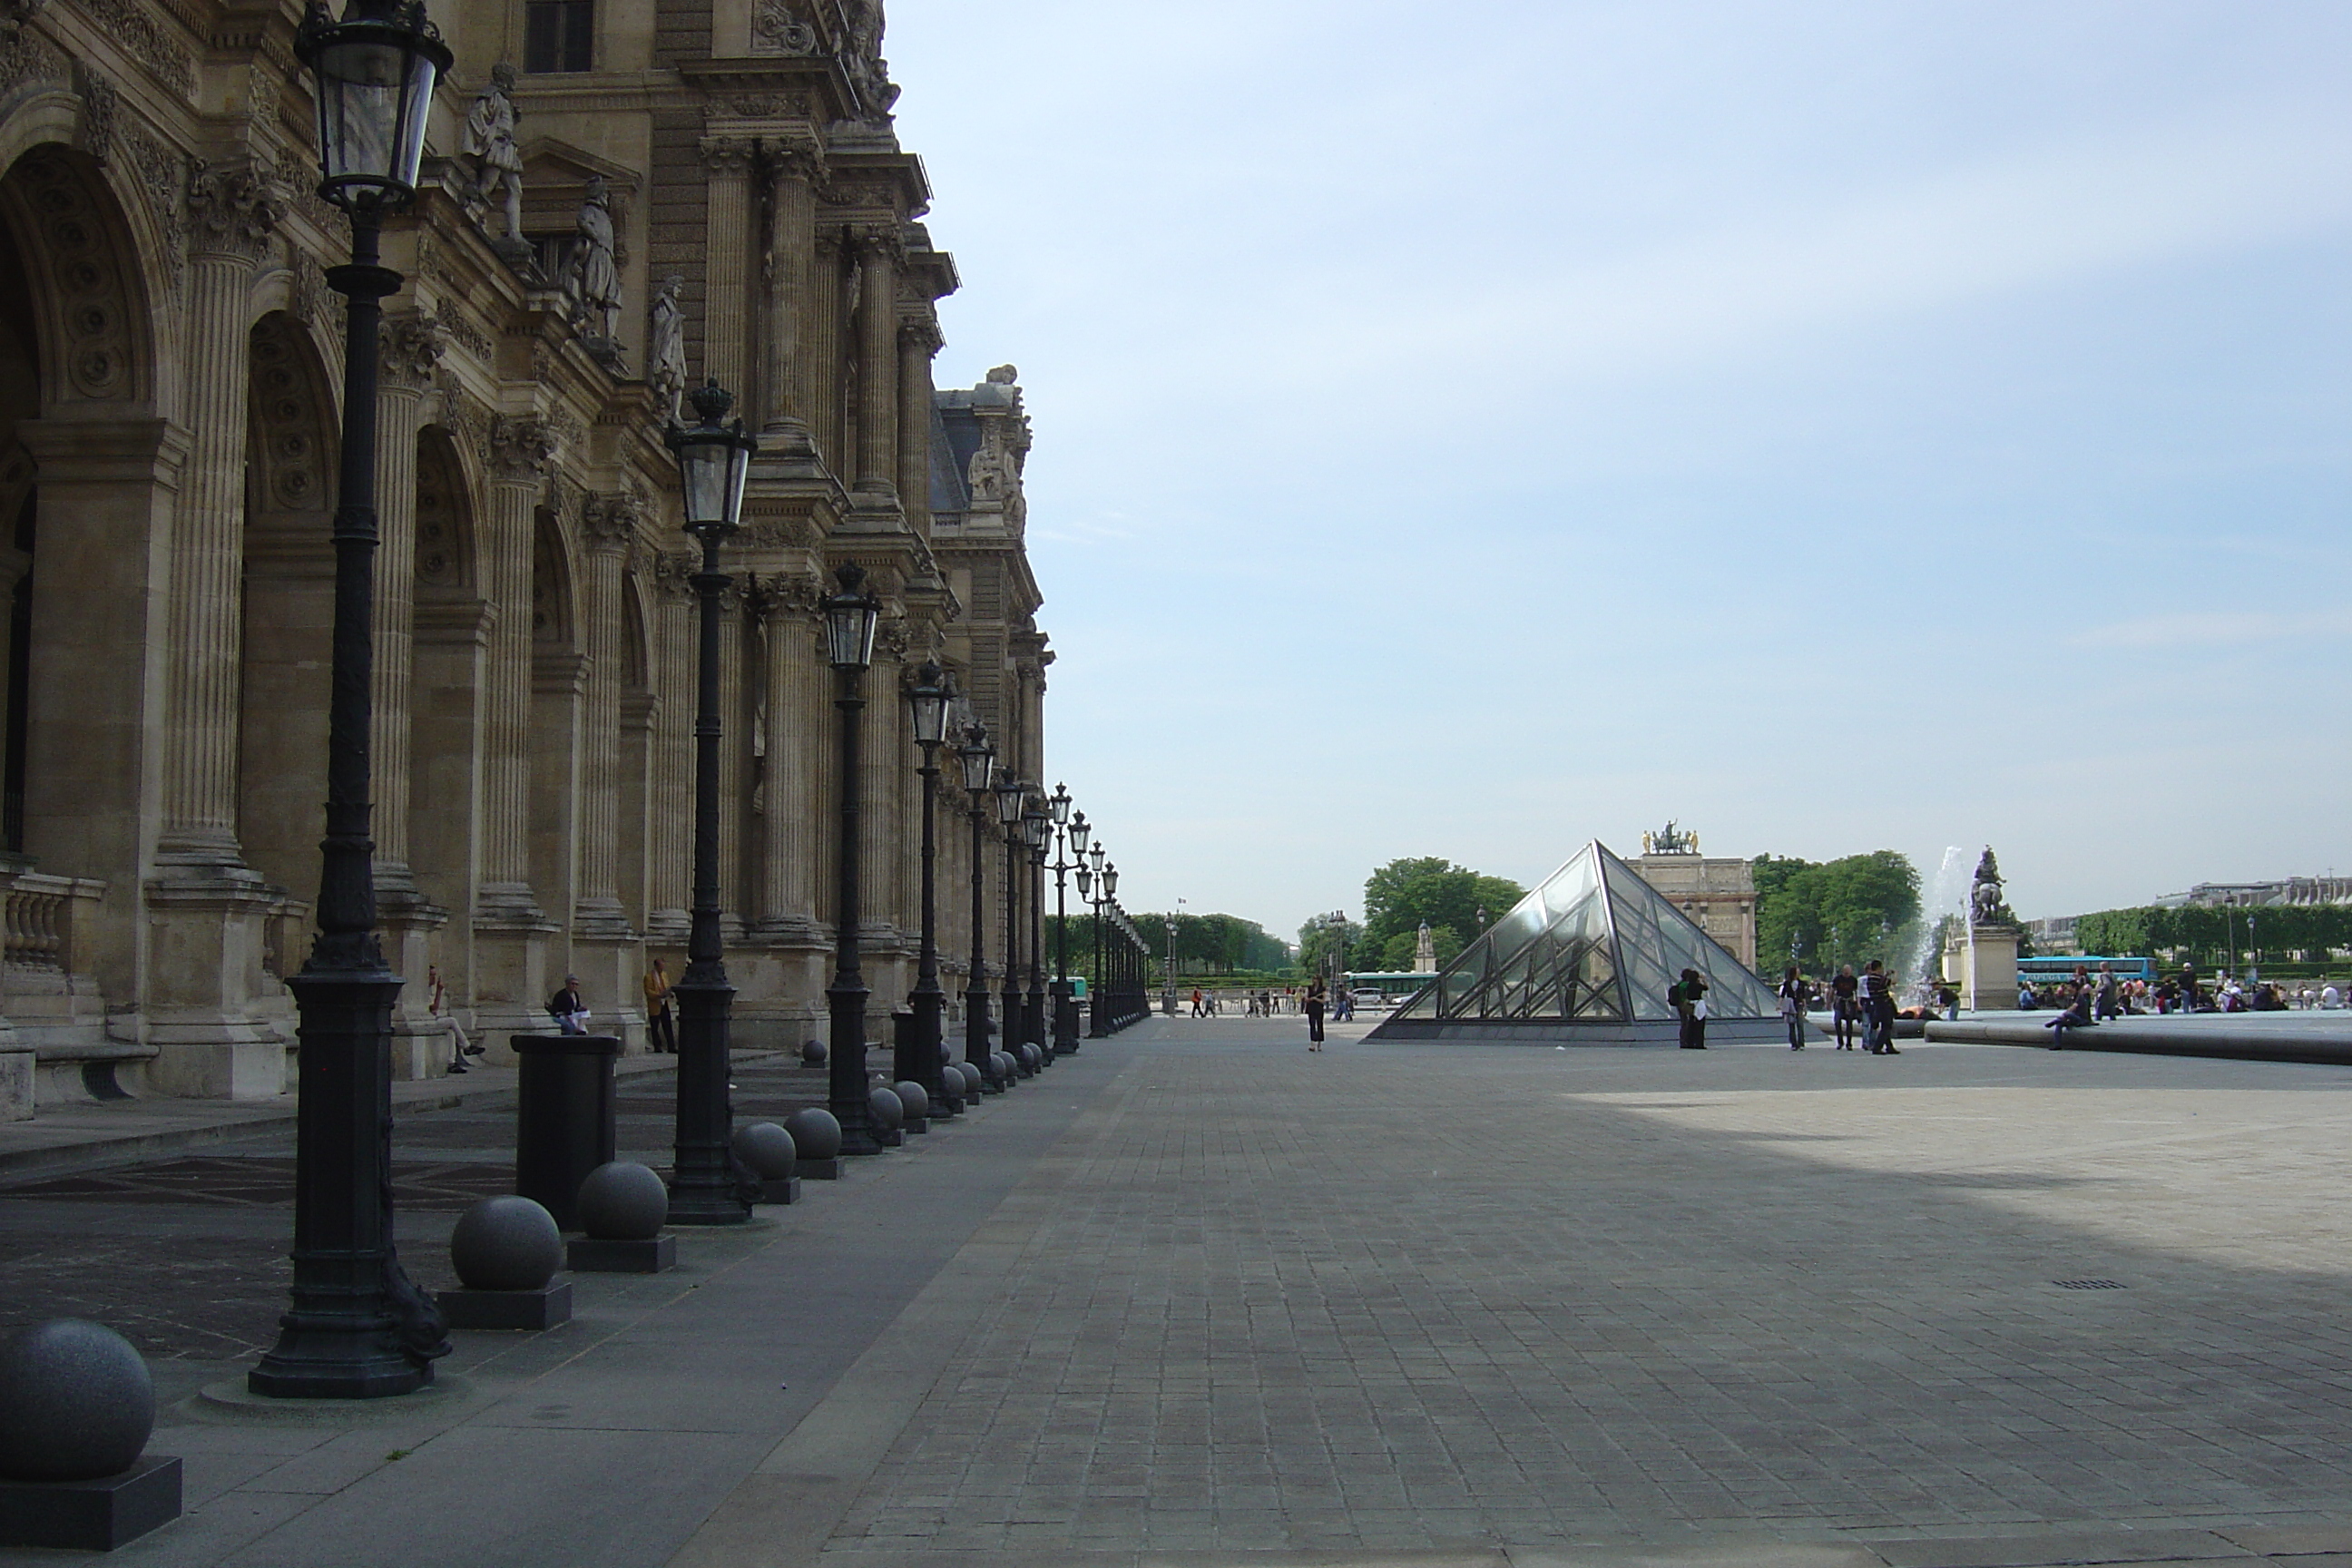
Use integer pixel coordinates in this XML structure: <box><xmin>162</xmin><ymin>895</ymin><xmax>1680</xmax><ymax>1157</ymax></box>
<box><xmin>1360</xmin><ymin>858</ymin><xmax>1524</xmax><ymax>952</ymax></box>
<box><xmin>1376</xmin><ymin>924</ymin><xmax>1461</xmax><ymax>972</ymax></box>
<box><xmin>1297</xmin><ymin>916</ymin><xmax>1364</xmax><ymax>979</ymax></box>
<box><xmin>1752</xmin><ymin>850</ymin><xmax>1922</xmax><ymax>978</ymax></box>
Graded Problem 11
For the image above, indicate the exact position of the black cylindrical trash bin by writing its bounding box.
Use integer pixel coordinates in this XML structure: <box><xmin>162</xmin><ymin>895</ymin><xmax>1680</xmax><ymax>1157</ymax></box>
<box><xmin>890</xmin><ymin>1007</ymin><xmax>921</xmax><ymax>1086</ymax></box>
<box><xmin>514</xmin><ymin>1034</ymin><xmax>620</xmax><ymax>1230</ymax></box>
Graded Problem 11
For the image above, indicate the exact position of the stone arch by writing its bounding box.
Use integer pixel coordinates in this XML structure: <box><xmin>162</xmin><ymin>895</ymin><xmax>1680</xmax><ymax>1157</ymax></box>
<box><xmin>0</xmin><ymin>143</ymin><xmax>156</xmax><ymax>411</ymax></box>
<box><xmin>527</xmin><ymin>504</ymin><xmax>584</xmax><ymax>946</ymax></box>
<box><xmin>415</xmin><ymin>425</ymin><xmax>476</xmax><ymax>598</ymax></box>
<box><xmin>236</xmin><ymin>310</ymin><xmax>339</xmax><ymax>898</ymax></box>
<box><xmin>616</xmin><ymin>569</ymin><xmax>655</xmax><ymax>926</ymax></box>
<box><xmin>530</xmin><ymin>504</ymin><xmax>578</xmax><ymax>647</ymax></box>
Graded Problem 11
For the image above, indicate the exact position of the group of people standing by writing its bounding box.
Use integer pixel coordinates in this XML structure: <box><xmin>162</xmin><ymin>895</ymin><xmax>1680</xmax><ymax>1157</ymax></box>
<box><xmin>1779</xmin><ymin>961</ymin><xmax>1906</xmax><ymax>1054</ymax></box>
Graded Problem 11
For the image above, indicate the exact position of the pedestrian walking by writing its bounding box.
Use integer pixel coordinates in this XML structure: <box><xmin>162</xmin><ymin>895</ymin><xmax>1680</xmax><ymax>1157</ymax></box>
<box><xmin>2092</xmin><ymin>962</ymin><xmax>2120</xmax><ymax>1022</ymax></box>
<box><xmin>1860</xmin><ymin>960</ymin><xmax>1897</xmax><ymax>1054</ymax></box>
<box><xmin>1831</xmin><ymin>964</ymin><xmax>1859</xmax><ymax>1049</ymax></box>
<box><xmin>1303</xmin><ymin>976</ymin><xmax>1326</xmax><ymax>1050</ymax></box>
<box><xmin>1191</xmin><ymin>986</ymin><xmax>1204</xmax><ymax>1018</ymax></box>
<box><xmin>643</xmin><ymin>957</ymin><xmax>677</xmax><ymax>1054</ymax></box>
<box><xmin>1778</xmin><ymin>965</ymin><xmax>1809</xmax><ymax>1049</ymax></box>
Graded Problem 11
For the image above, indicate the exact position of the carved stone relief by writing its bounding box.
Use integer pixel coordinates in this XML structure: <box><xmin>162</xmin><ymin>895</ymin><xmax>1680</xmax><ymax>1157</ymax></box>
<box><xmin>249</xmin><ymin>317</ymin><xmax>328</xmax><ymax>511</ymax></box>
<box><xmin>73</xmin><ymin>61</ymin><xmax>114</xmax><ymax>163</ymax></box>
<box><xmin>11</xmin><ymin>150</ymin><xmax>139</xmax><ymax>400</ymax></box>
<box><xmin>485</xmin><ymin>413</ymin><xmax>559</xmax><ymax>484</ymax></box>
<box><xmin>186</xmin><ymin>160</ymin><xmax>282</xmax><ymax>261</ymax></box>
<box><xmin>379</xmin><ymin>312</ymin><xmax>448</xmax><ymax>391</ymax></box>
<box><xmin>66</xmin><ymin>0</ymin><xmax>193</xmax><ymax>95</ymax></box>
<box><xmin>750</xmin><ymin>0</ymin><xmax>818</xmax><ymax>55</ymax></box>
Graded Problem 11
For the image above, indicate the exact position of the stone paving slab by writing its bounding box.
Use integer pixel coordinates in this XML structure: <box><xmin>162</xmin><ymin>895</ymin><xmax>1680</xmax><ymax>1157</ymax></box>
<box><xmin>7</xmin><ymin>1024</ymin><xmax>2352</xmax><ymax>1565</ymax></box>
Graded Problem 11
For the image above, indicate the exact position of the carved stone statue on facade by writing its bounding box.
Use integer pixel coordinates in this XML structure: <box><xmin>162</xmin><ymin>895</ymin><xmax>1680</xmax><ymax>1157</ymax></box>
<box><xmin>459</xmin><ymin>63</ymin><xmax>525</xmax><ymax>249</ymax></box>
<box><xmin>985</xmin><ymin>363</ymin><xmax>1016</xmax><ymax>385</ymax></box>
<box><xmin>1970</xmin><ymin>848</ymin><xmax>2006</xmax><ymax>926</ymax></box>
<box><xmin>566</xmin><ymin>175</ymin><xmax>623</xmax><ymax>358</ymax></box>
<box><xmin>841</xmin><ymin>0</ymin><xmax>899</xmax><ymax>117</ymax></box>
<box><xmin>648</xmin><ymin>272</ymin><xmax>687</xmax><ymax>421</ymax></box>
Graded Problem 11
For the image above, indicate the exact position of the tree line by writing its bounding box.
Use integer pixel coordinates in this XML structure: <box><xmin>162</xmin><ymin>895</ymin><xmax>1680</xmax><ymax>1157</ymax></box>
<box><xmin>2073</xmin><ymin>904</ymin><xmax>2352</xmax><ymax>966</ymax></box>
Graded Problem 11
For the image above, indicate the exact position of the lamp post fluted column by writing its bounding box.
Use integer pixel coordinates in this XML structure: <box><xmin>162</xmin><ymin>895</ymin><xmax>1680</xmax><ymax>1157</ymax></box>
<box><xmin>659</xmin><ymin>377</ymin><xmax>758</xmax><ymax>1224</ymax></box>
<box><xmin>825</xmin><ymin>564</ymin><xmax>883</xmax><ymax>1154</ymax></box>
<box><xmin>958</xmin><ymin>724</ymin><xmax>1000</xmax><ymax>1090</ymax></box>
<box><xmin>1027</xmin><ymin>836</ymin><xmax>1048</xmax><ymax>1056</ymax></box>
<box><xmin>254</xmin><ymin>1</ymin><xmax>454</xmax><ymax>1399</ymax></box>
<box><xmin>995</xmin><ymin>775</ymin><xmax>1029</xmax><ymax>1077</ymax></box>
<box><xmin>900</xmin><ymin>664</ymin><xmax>951</xmax><ymax>1112</ymax></box>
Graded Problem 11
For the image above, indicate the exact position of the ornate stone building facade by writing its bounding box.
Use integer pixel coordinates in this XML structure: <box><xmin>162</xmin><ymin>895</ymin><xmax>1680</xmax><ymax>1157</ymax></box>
<box><xmin>0</xmin><ymin>0</ymin><xmax>1050</xmax><ymax>1110</ymax></box>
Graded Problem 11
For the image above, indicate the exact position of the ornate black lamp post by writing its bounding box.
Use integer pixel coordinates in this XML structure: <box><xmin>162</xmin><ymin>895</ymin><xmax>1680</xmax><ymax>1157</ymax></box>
<box><xmin>825</xmin><ymin>564</ymin><xmax>884</xmax><ymax>1153</ymax></box>
<box><xmin>1076</xmin><ymin>858</ymin><xmax>1096</xmax><ymax>1037</ymax></box>
<box><xmin>1054</xmin><ymin>799</ymin><xmax>1086</xmax><ymax>1054</ymax></box>
<box><xmin>253</xmin><ymin>0</ymin><xmax>453</xmax><ymax>1400</ymax></box>
<box><xmin>1023</xmin><ymin>792</ymin><xmax>1051</xmax><ymax>1058</ymax></box>
<box><xmin>957</xmin><ymin>722</ymin><xmax>999</xmax><ymax>1090</ymax></box>
<box><xmin>993</xmin><ymin>773</ymin><xmax>1030</xmax><ymax>1075</ymax></box>
<box><xmin>662</xmin><ymin>378</ymin><xmax>758</xmax><ymax>1225</ymax></box>
<box><xmin>901</xmin><ymin>662</ymin><xmax>952</xmax><ymax>1108</ymax></box>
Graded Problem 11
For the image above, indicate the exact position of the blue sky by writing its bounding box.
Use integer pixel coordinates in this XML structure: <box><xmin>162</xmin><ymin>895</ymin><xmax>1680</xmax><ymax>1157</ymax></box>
<box><xmin>889</xmin><ymin>1</ymin><xmax>2350</xmax><ymax>942</ymax></box>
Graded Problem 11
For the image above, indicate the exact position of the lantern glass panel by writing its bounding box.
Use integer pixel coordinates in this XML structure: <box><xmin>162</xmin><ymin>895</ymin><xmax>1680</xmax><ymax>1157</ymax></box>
<box><xmin>958</xmin><ymin>738</ymin><xmax>995</xmax><ymax>795</ymax></box>
<box><xmin>825</xmin><ymin>598</ymin><xmax>878</xmax><ymax>670</ymax></box>
<box><xmin>308</xmin><ymin>23</ymin><xmax>442</xmax><ymax>207</ymax></box>
<box><xmin>995</xmin><ymin>780</ymin><xmax>1025</xmax><ymax>825</ymax></box>
<box><xmin>1068</xmin><ymin>814</ymin><xmax>1091</xmax><ymax>855</ymax></box>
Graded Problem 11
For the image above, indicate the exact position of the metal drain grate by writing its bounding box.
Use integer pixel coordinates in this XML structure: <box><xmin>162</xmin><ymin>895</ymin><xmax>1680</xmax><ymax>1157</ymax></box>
<box><xmin>2053</xmin><ymin>1279</ymin><xmax>2128</xmax><ymax>1290</ymax></box>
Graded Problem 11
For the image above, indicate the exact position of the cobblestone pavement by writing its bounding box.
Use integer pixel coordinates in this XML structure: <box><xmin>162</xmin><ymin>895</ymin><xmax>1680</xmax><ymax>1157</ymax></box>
<box><xmin>8</xmin><ymin>1025</ymin><xmax>2352</xmax><ymax>1567</ymax></box>
<box><xmin>760</xmin><ymin>1020</ymin><xmax>2352</xmax><ymax>1565</ymax></box>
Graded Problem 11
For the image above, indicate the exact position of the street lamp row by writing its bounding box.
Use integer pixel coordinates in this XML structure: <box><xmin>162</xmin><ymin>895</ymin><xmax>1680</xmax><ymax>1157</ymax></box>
<box><xmin>264</xmin><ymin>0</ymin><xmax>1147</xmax><ymax>1399</ymax></box>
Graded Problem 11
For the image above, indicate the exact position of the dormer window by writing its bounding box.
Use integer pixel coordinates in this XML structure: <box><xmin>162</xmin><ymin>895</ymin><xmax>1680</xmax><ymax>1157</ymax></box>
<box><xmin>524</xmin><ymin>0</ymin><xmax>593</xmax><ymax>73</ymax></box>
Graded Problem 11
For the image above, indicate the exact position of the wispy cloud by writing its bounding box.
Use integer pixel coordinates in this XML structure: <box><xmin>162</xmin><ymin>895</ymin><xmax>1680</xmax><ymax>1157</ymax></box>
<box><xmin>2071</xmin><ymin>609</ymin><xmax>2352</xmax><ymax>649</ymax></box>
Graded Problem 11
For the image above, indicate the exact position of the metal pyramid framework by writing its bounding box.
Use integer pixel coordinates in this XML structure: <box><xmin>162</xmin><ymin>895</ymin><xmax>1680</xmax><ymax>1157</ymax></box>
<box><xmin>1367</xmin><ymin>840</ymin><xmax>1782</xmax><ymax>1045</ymax></box>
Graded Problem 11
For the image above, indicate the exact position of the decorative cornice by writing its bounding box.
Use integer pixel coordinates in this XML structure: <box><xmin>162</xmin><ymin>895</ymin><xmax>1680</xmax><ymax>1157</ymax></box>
<box><xmin>697</xmin><ymin>134</ymin><xmax>757</xmax><ymax>174</ymax></box>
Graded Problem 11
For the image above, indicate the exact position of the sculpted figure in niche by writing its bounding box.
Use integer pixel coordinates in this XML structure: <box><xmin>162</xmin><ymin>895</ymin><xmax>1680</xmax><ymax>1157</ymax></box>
<box><xmin>648</xmin><ymin>273</ymin><xmax>687</xmax><ymax>420</ymax></box>
<box><xmin>967</xmin><ymin>432</ymin><xmax>1014</xmax><ymax>504</ymax></box>
<box><xmin>567</xmin><ymin>174</ymin><xmax>622</xmax><ymax>343</ymax></box>
<box><xmin>460</xmin><ymin>63</ymin><xmax>524</xmax><ymax>243</ymax></box>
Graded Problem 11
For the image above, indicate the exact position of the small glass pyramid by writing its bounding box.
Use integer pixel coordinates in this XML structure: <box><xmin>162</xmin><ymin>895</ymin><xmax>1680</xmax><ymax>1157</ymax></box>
<box><xmin>1369</xmin><ymin>841</ymin><xmax>1782</xmax><ymax>1044</ymax></box>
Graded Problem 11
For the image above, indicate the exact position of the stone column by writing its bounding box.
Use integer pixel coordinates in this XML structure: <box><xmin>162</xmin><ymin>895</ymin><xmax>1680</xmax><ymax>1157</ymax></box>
<box><xmin>373</xmin><ymin>315</ymin><xmax>450</xmax><ymax>1076</ymax></box>
<box><xmin>698</xmin><ymin>136</ymin><xmax>756</xmax><ymax>398</ymax></box>
<box><xmin>861</xmin><ymin>619</ymin><xmax>909</xmax><ymax>1004</ymax></box>
<box><xmin>851</xmin><ymin>227</ymin><xmax>900</xmax><ymax>505</ymax></box>
<box><xmin>469</xmin><ymin>416</ymin><xmax>558</xmax><ymax>1044</ymax></box>
<box><xmin>574</xmin><ymin>491</ymin><xmax>638</xmax><ymax>939</ymax></box>
<box><xmin>752</xmin><ymin>573</ymin><xmax>821</xmax><ymax>936</ymax></box>
<box><xmin>643</xmin><ymin>552</ymin><xmax>695</xmax><ymax>943</ymax></box>
<box><xmin>759</xmin><ymin>140</ymin><xmax>818</xmax><ymax>446</ymax></box>
<box><xmin>806</xmin><ymin>230</ymin><xmax>846</xmax><ymax>474</ymax></box>
<box><xmin>897</xmin><ymin>317</ymin><xmax>939</xmax><ymax>534</ymax></box>
<box><xmin>156</xmin><ymin>164</ymin><xmax>280</xmax><ymax>877</ymax></box>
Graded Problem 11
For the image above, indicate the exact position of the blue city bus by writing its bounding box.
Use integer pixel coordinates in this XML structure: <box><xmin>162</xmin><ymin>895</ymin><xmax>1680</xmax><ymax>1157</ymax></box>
<box><xmin>2016</xmin><ymin>955</ymin><xmax>2154</xmax><ymax>986</ymax></box>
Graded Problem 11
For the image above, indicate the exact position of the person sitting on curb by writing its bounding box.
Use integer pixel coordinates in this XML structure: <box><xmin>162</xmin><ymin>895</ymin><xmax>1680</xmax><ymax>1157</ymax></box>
<box><xmin>2044</xmin><ymin>987</ymin><xmax>2094</xmax><ymax>1049</ymax></box>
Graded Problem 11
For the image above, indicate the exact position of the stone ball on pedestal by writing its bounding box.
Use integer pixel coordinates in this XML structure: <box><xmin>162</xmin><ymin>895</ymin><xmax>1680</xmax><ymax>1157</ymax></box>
<box><xmin>800</xmin><ymin>1039</ymin><xmax>826</xmax><ymax>1066</ymax></box>
<box><xmin>576</xmin><ymin>1161</ymin><xmax>668</xmax><ymax>1240</ymax></box>
<box><xmin>868</xmin><ymin>1085</ymin><xmax>904</xmax><ymax>1130</ymax></box>
<box><xmin>449</xmin><ymin>1196</ymin><xmax>562</xmax><ymax>1291</ymax></box>
<box><xmin>731</xmin><ymin>1122</ymin><xmax>797</xmax><ymax>1181</ymax></box>
<box><xmin>783</xmin><ymin>1106</ymin><xmax>842</xmax><ymax>1161</ymax></box>
<box><xmin>0</xmin><ymin>1318</ymin><xmax>154</xmax><ymax>1482</ymax></box>
<box><xmin>892</xmin><ymin>1081</ymin><xmax>929</xmax><ymax>1121</ymax></box>
<box><xmin>956</xmin><ymin>1062</ymin><xmax>983</xmax><ymax>1096</ymax></box>
<box><xmin>994</xmin><ymin>1051</ymin><xmax>1018</xmax><ymax>1081</ymax></box>
<box><xmin>1018</xmin><ymin>1043</ymin><xmax>1043</xmax><ymax>1071</ymax></box>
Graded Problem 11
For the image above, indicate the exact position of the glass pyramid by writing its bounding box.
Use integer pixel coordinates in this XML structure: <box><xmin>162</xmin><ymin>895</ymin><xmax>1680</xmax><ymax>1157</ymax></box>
<box><xmin>1368</xmin><ymin>841</ymin><xmax>1782</xmax><ymax>1044</ymax></box>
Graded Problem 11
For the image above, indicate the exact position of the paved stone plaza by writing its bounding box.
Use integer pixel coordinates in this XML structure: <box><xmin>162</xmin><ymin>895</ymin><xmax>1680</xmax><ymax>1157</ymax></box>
<box><xmin>6</xmin><ymin>1022</ymin><xmax>2352</xmax><ymax>1567</ymax></box>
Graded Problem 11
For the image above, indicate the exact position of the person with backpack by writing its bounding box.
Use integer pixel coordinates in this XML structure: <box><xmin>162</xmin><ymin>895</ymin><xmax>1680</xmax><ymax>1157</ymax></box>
<box><xmin>1303</xmin><ymin>976</ymin><xmax>1327</xmax><ymax>1051</ymax></box>
<box><xmin>1671</xmin><ymin>968</ymin><xmax>1708</xmax><ymax>1049</ymax></box>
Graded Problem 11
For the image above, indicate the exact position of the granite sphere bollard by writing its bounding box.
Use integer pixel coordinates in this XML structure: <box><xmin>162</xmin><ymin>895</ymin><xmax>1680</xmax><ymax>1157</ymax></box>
<box><xmin>956</xmin><ymin>1062</ymin><xmax>983</xmax><ymax>1097</ymax></box>
<box><xmin>0</xmin><ymin>1319</ymin><xmax>155</xmax><ymax>1482</ymax></box>
<box><xmin>449</xmin><ymin>1196</ymin><xmax>563</xmax><ymax>1291</ymax></box>
<box><xmin>868</xmin><ymin>1084</ymin><xmax>905</xmax><ymax>1131</ymax></box>
<box><xmin>1018</xmin><ymin>1043</ymin><xmax>1043</xmax><ymax>1071</ymax></box>
<box><xmin>576</xmin><ymin>1161</ymin><xmax>668</xmax><ymax>1240</ymax></box>
<box><xmin>892</xmin><ymin>1081</ymin><xmax>929</xmax><ymax>1122</ymax></box>
<box><xmin>732</xmin><ymin>1122</ymin><xmax>797</xmax><ymax>1181</ymax></box>
<box><xmin>995</xmin><ymin>1050</ymin><xmax>1019</xmax><ymax>1083</ymax></box>
<box><xmin>800</xmin><ymin>1038</ymin><xmax>827</xmax><ymax>1066</ymax></box>
<box><xmin>782</xmin><ymin>1106</ymin><xmax>842</xmax><ymax>1161</ymax></box>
